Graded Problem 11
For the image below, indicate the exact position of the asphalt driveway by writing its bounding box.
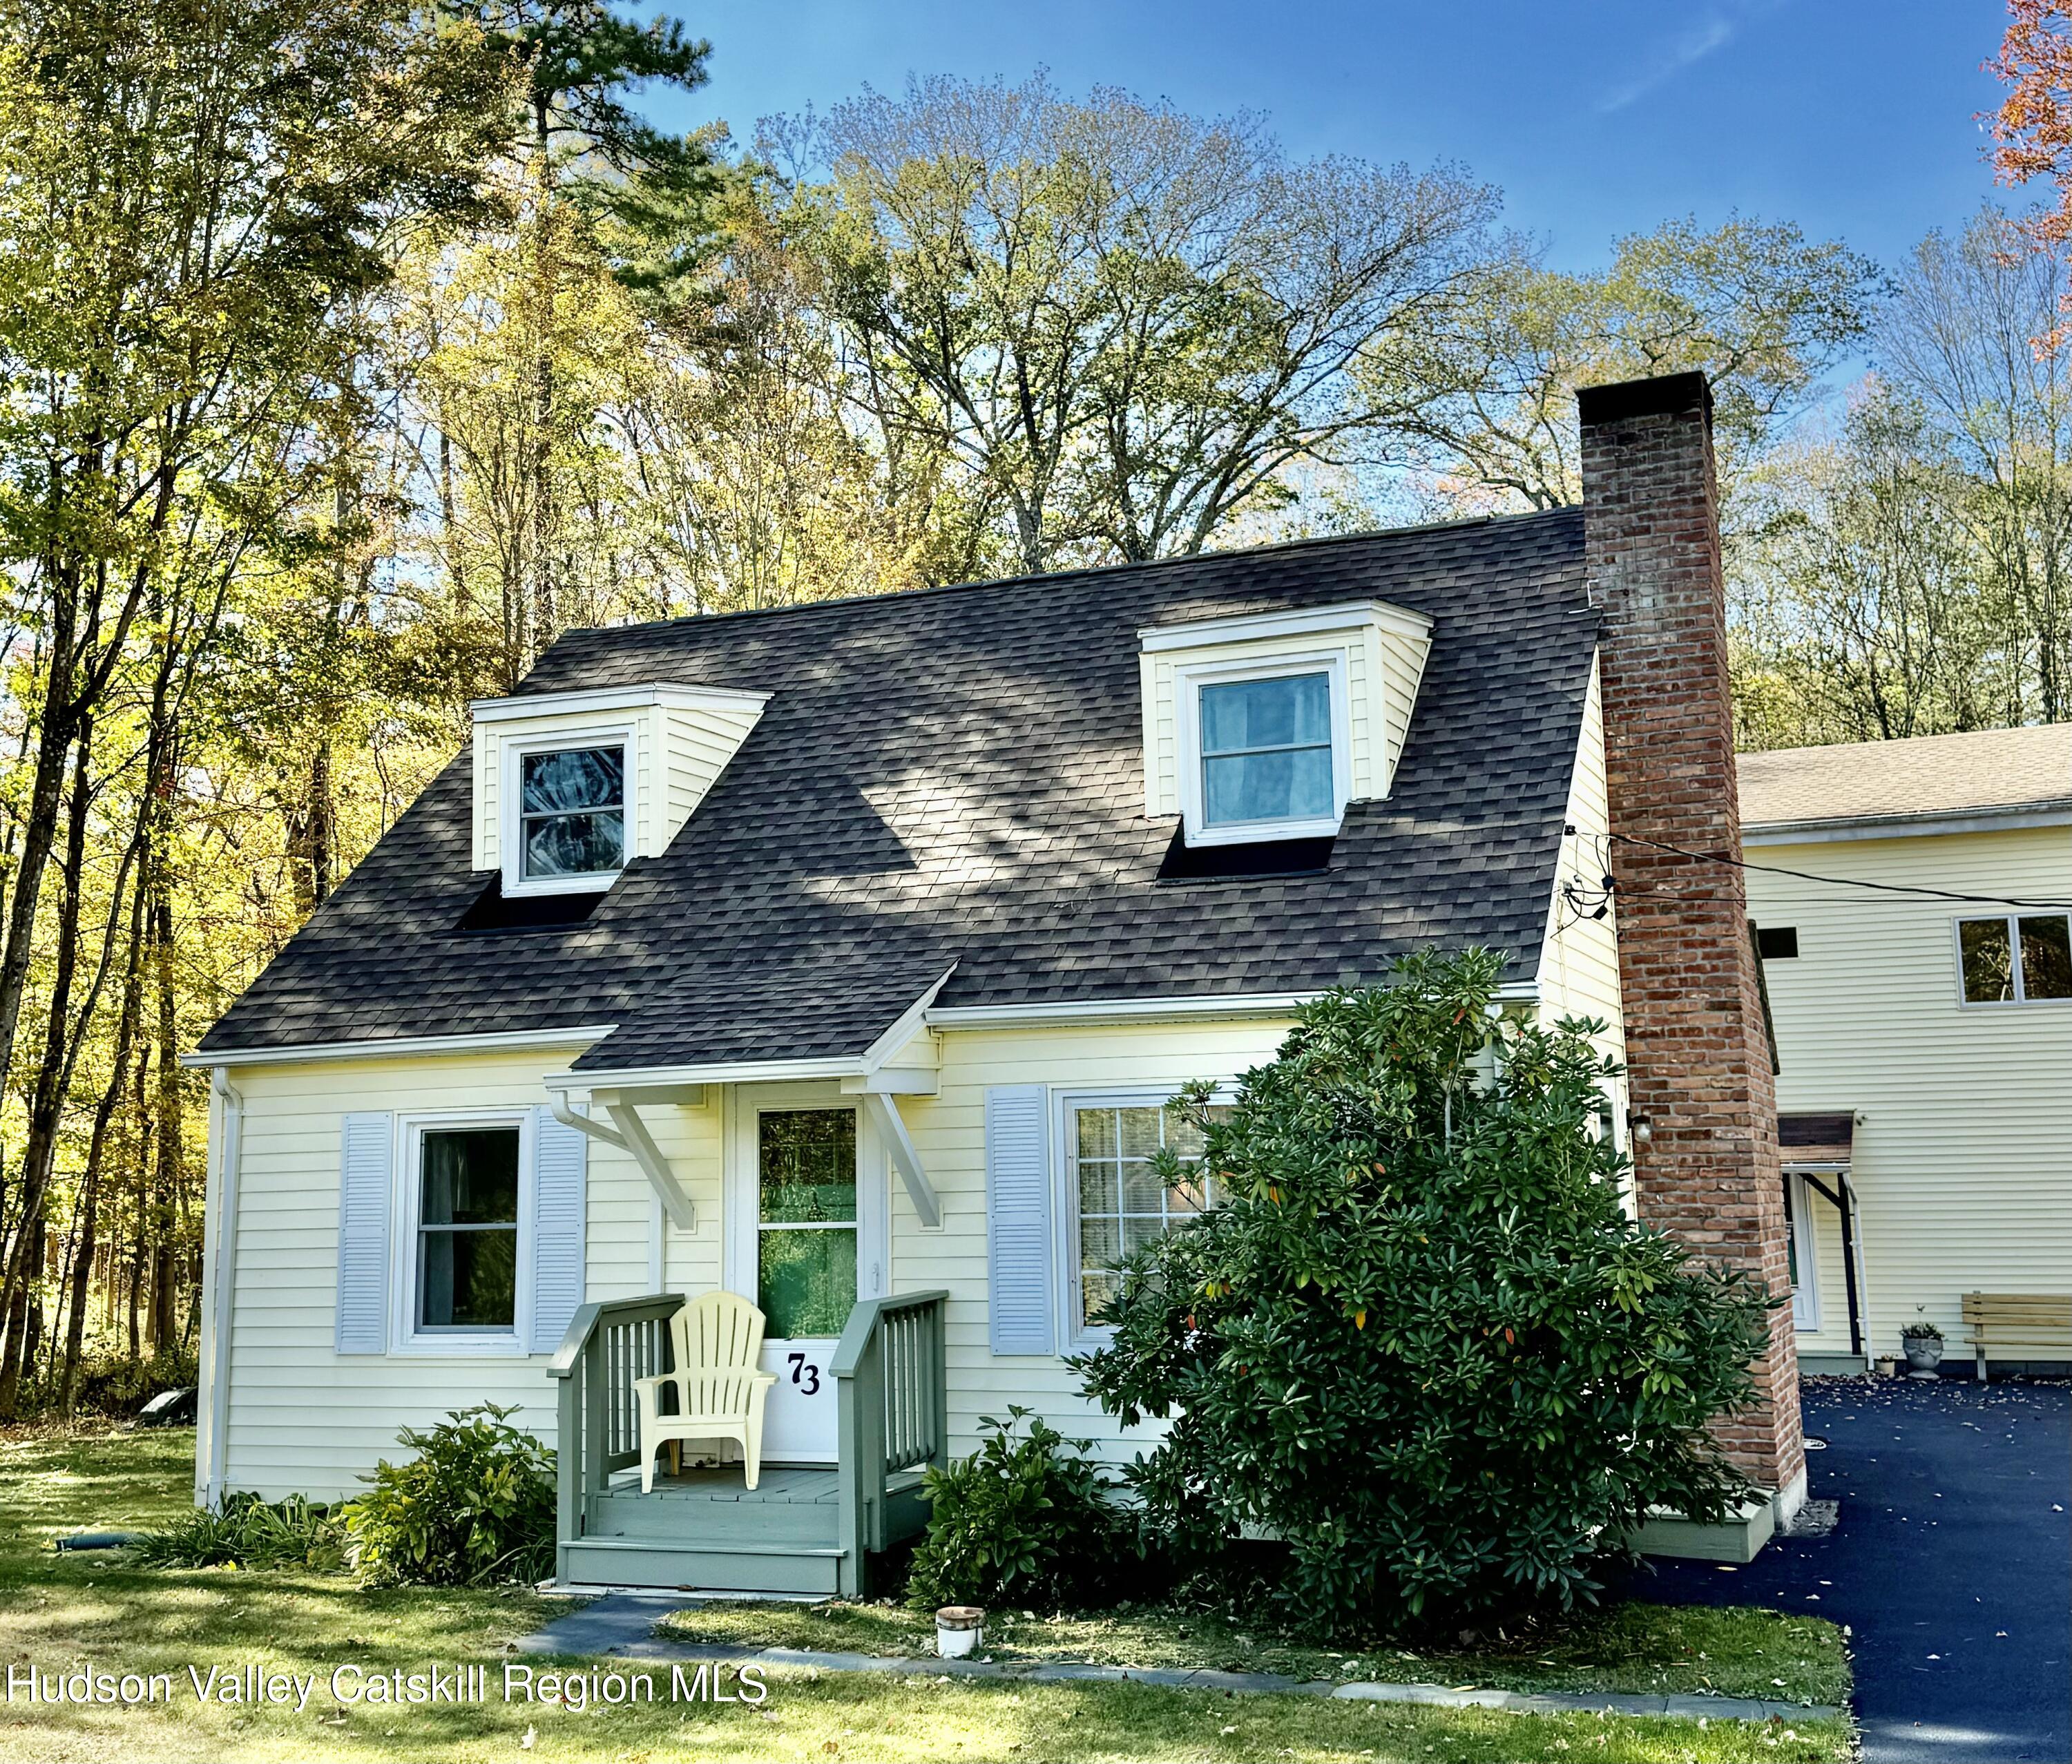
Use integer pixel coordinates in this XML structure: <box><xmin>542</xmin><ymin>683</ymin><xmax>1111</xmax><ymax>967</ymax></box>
<box><xmin>1633</xmin><ymin>1377</ymin><xmax>2071</xmax><ymax>1764</ymax></box>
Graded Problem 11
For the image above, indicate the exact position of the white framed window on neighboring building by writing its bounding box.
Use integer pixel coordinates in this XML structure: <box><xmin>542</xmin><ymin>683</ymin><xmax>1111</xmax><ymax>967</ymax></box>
<box><xmin>1782</xmin><ymin>1171</ymin><xmax>1821</xmax><ymax>1334</ymax></box>
<box><xmin>1175</xmin><ymin>653</ymin><xmax>1350</xmax><ymax>846</ymax></box>
<box><xmin>391</xmin><ymin>1110</ymin><xmax>535</xmax><ymax>1355</ymax></box>
<box><xmin>1054</xmin><ymin>1091</ymin><xmax>1233</xmax><ymax>1352</ymax></box>
<box><xmin>501</xmin><ymin>734</ymin><xmax>633</xmax><ymax>897</ymax></box>
<box><xmin>1955</xmin><ymin>912</ymin><xmax>2072</xmax><ymax>1006</ymax></box>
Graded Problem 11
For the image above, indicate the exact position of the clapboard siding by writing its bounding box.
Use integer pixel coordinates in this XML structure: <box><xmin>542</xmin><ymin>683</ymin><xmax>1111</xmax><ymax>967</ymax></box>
<box><xmin>662</xmin><ymin>701</ymin><xmax>763</xmax><ymax>837</ymax></box>
<box><xmin>1745</xmin><ymin>821</ymin><xmax>2072</xmax><ymax>1356</ymax></box>
<box><xmin>220</xmin><ymin>1048</ymin><xmax>657</xmax><ymax>1501</ymax></box>
<box><xmin>896</xmin><ymin>1019</ymin><xmax>1293</xmax><ymax>1461</ymax></box>
<box><xmin>227</xmin><ymin>986</ymin><xmax>1707</xmax><ymax>1497</ymax></box>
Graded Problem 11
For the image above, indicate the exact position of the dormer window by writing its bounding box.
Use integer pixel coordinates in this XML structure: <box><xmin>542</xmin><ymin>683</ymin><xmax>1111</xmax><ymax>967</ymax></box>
<box><xmin>470</xmin><ymin>682</ymin><xmax>771</xmax><ymax>892</ymax></box>
<box><xmin>1176</xmin><ymin>654</ymin><xmax>1350</xmax><ymax>846</ymax></box>
<box><xmin>519</xmin><ymin>746</ymin><xmax>626</xmax><ymax>883</ymax></box>
<box><xmin>503</xmin><ymin>734</ymin><xmax>633</xmax><ymax>897</ymax></box>
<box><xmin>1137</xmin><ymin>599</ymin><xmax>1432</xmax><ymax>850</ymax></box>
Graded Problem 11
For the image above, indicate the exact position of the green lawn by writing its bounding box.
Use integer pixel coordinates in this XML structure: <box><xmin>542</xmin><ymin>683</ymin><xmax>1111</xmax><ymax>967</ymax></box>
<box><xmin>0</xmin><ymin>1425</ymin><xmax>1853</xmax><ymax>1763</ymax></box>
<box><xmin>660</xmin><ymin>1595</ymin><xmax>1848</xmax><ymax>1705</ymax></box>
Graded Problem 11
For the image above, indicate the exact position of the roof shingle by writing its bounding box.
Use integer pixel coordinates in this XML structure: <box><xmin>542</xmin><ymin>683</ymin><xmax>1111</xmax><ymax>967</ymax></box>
<box><xmin>198</xmin><ymin>510</ymin><xmax>1598</xmax><ymax>1069</ymax></box>
<box><xmin>1739</xmin><ymin>725</ymin><xmax>2072</xmax><ymax>832</ymax></box>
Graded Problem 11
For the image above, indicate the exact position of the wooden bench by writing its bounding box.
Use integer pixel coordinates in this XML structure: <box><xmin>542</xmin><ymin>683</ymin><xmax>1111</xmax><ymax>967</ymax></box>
<box><xmin>1961</xmin><ymin>1292</ymin><xmax>2072</xmax><ymax>1381</ymax></box>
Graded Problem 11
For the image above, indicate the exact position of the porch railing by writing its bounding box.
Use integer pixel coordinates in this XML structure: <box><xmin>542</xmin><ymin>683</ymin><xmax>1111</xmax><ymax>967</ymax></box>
<box><xmin>547</xmin><ymin>1287</ymin><xmax>950</xmax><ymax>1593</ymax></box>
<box><xmin>547</xmin><ymin>1291</ymin><xmax>683</xmax><ymax>1580</ymax></box>
<box><xmin>832</xmin><ymin>1289</ymin><xmax>949</xmax><ymax>1576</ymax></box>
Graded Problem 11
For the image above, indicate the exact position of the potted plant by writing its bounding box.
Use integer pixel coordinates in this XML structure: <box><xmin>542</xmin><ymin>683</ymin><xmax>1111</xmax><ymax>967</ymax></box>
<box><xmin>1901</xmin><ymin>1316</ymin><xmax>1944</xmax><ymax>1379</ymax></box>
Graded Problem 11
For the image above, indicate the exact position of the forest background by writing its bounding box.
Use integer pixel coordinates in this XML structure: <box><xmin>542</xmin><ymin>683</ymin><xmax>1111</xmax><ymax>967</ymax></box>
<box><xmin>4</xmin><ymin>0</ymin><xmax>2072</xmax><ymax>1419</ymax></box>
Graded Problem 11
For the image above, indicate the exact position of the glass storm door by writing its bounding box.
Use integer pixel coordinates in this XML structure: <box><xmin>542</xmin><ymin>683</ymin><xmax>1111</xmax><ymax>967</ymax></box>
<box><xmin>753</xmin><ymin>1108</ymin><xmax>858</xmax><ymax>1462</ymax></box>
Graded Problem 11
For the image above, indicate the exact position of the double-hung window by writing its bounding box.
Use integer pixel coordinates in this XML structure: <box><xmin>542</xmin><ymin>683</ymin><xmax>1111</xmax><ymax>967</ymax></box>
<box><xmin>399</xmin><ymin>1118</ymin><xmax>530</xmax><ymax>1350</ymax></box>
<box><xmin>518</xmin><ymin>745</ymin><xmax>626</xmax><ymax>885</ymax></box>
<box><xmin>1957</xmin><ymin>913</ymin><xmax>2072</xmax><ymax>1005</ymax></box>
<box><xmin>1177</xmin><ymin>656</ymin><xmax>1347</xmax><ymax>845</ymax></box>
<box><xmin>1065</xmin><ymin>1097</ymin><xmax>1231</xmax><ymax>1343</ymax></box>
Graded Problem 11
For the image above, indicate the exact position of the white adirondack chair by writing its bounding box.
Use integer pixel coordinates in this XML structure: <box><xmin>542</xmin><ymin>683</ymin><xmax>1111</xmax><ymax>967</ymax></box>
<box><xmin>632</xmin><ymin>1291</ymin><xmax>778</xmax><ymax>1494</ymax></box>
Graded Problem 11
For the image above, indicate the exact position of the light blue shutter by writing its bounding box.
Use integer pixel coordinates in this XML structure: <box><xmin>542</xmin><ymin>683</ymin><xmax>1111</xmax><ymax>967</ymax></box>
<box><xmin>985</xmin><ymin>1084</ymin><xmax>1055</xmax><ymax>1355</ymax></box>
<box><xmin>530</xmin><ymin>1107</ymin><xmax>587</xmax><ymax>1353</ymax></box>
<box><xmin>335</xmin><ymin>1113</ymin><xmax>394</xmax><ymax>1354</ymax></box>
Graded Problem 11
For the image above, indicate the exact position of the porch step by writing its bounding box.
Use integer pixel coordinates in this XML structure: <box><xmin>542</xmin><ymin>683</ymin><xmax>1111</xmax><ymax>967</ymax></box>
<box><xmin>560</xmin><ymin>1536</ymin><xmax>848</xmax><ymax>1595</ymax></box>
<box><xmin>586</xmin><ymin>1488</ymin><xmax>843</xmax><ymax>1548</ymax></box>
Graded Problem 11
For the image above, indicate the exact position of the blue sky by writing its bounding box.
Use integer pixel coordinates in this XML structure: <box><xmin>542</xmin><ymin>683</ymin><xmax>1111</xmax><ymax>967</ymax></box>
<box><xmin>657</xmin><ymin>1</ymin><xmax>2012</xmax><ymax>276</ymax></box>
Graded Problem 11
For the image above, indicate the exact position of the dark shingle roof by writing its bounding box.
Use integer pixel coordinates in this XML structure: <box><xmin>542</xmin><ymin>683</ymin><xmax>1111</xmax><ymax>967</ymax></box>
<box><xmin>198</xmin><ymin>508</ymin><xmax>1597</xmax><ymax>1069</ymax></box>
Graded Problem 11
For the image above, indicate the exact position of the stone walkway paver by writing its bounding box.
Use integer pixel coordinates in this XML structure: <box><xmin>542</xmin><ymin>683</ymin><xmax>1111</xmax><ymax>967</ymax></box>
<box><xmin>512</xmin><ymin>1593</ymin><xmax>1838</xmax><ymax>1723</ymax></box>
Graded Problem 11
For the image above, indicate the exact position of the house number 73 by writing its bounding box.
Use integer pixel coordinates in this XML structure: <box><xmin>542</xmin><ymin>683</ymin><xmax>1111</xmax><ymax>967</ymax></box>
<box><xmin>786</xmin><ymin>1353</ymin><xmax>821</xmax><ymax>1395</ymax></box>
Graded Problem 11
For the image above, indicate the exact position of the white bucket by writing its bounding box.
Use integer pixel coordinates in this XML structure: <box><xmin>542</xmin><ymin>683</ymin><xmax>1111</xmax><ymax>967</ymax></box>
<box><xmin>935</xmin><ymin>1606</ymin><xmax>985</xmax><ymax>1659</ymax></box>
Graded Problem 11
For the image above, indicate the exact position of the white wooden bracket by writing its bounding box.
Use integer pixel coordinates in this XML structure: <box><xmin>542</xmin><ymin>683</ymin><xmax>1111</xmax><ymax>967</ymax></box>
<box><xmin>548</xmin><ymin>1089</ymin><xmax>700</xmax><ymax>1231</ymax></box>
<box><xmin>861</xmin><ymin>1089</ymin><xmax>939</xmax><ymax>1230</ymax></box>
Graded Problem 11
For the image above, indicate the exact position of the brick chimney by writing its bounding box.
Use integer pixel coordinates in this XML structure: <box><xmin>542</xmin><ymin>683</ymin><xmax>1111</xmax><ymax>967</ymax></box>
<box><xmin>1577</xmin><ymin>371</ymin><xmax>1805</xmax><ymax>1521</ymax></box>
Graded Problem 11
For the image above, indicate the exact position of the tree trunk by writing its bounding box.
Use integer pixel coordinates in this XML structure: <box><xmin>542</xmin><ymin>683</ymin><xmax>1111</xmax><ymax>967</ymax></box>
<box><xmin>148</xmin><ymin>876</ymin><xmax>182</xmax><ymax>1355</ymax></box>
<box><xmin>528</xmin><ymin>95</ymin><xmax>558</xmax><ymax>667</ymax></box>
<box><xmin>65</xmin><ymin>879</ymin><xmax>146</xmax><ymax>1414</ymax></box>
<box><xmin>0</xmin><ymin>724</ymin><xmax>95</xmax><ymax>1418</ymax></box>
<box><xmin>59</xmin><ymin>1169</ymin><xmax>100</xmax><ymax>1417</ymax></box>
<box><xmin>125</xmin><ymin>1191</ymin><xmax>142</xmax><ymax>1367</ymax></box>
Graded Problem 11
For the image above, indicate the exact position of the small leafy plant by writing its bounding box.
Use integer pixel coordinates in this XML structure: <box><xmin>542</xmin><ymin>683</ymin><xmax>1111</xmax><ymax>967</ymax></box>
<box><xmin>1900</xmin><ymin>1321</ymin><xmax>1943</xmax><ymax>1341</ymax></box>
<box><xmin>345</xmin><ymin>1404</ymin><xmax>556</xmax><ymax>1587</ymax></box>
<box><xmin>133</xmin><ymin>1492</ymin><xmax>345</xmax><ymax>1571</ymax></box>
<box><xmin>905</xmin><ymin>1408</ymin><xmax>1128</xmax><ymax>1613</ymax></box>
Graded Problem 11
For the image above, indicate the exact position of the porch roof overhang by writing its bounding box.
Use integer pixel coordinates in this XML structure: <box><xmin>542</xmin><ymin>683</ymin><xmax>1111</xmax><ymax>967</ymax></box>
<box><xmin>542</xmin><ymin>968</ymin><xmax>954</xmax><ymax>1231</ymax></box>
<box><xmin>1779</xmin><ymin>1110</ymin><xmax>1856</xmax><ymax>1171</ymax></box>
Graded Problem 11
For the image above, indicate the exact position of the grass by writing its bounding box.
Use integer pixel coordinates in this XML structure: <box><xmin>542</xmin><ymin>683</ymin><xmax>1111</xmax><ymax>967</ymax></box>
<box><xmin>659</xmin><ymin>1597</ymin><xmax>1850</xmax><ymax>1705</ymax></box>
<box><xmin>0</xmin><ymin>1423</ymin><xmax>1853</xmax><ymax>1763</ymax></box>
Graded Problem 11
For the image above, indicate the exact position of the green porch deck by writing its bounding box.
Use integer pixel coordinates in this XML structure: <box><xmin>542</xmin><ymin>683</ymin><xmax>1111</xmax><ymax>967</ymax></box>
<box><xmin>550</xmin><ymin>1291</ymin><xmax>946</xmax><ymax>1595</ymax></box>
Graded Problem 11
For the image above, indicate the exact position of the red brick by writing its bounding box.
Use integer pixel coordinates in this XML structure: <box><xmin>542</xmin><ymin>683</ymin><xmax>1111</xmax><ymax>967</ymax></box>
<box><xmin>1580</xmin><ymin>372</ymin><xmax>1804</xmax><ymax>1499</ymax></box>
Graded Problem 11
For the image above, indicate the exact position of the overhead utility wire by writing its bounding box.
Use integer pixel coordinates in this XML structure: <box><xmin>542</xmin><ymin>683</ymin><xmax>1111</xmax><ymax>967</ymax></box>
<box><xmin>1595</xmin><ymin>828</ymin><xmax>2072</xmax><ymax>914</ymax></box>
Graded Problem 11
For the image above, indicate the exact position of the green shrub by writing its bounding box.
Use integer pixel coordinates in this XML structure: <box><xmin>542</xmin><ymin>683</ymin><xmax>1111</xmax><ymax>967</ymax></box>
<box><xmin>133</xmin><ymin>1491</ymin><xmax>345</xmax><ymax>1571</ymax></box>
<box><xmin>345</xmin><ymin>1403</ymin><xmax>556</xmax><ymax>1587</ymax></box>
<box><xmin>1077</xmin><ymin>948</ymin><xmax>1774</xmax><ymax>1633</ymax></box>
<box><xmin>905</xmin><ymin>1408</ymin><xmax>1129</xmax><ymax>1613</ymax></box>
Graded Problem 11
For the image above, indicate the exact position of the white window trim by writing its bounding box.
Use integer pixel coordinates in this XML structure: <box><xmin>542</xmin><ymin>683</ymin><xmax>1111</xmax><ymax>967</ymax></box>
<box><xmin>1784</xmin><ymin>1171</ymin><xmax>1821</xmax><ymax>1334</ymax></box>
<box><xmin>1051</xmin><ymin>1085</ymin><xmax>1229</xmax><ymax>1355</ymax></box>
<box><xmin>499</xmin><ymin>724</ymin><xmax>637</xmax><ymax>899</ymax></box>
<box><xmin>1175</xmin><ymin>651</ymin><xmax>1350</xmax><ymax>847</ymax></box>
<box><xmin>1953</xmin><ymin>911</ymin><xmax>2072</xmax><ymax>1008</ymax></box>
<box><xmin>390</xmin><ymin>1108</ymin><xmax>536</xmax><ymax>1357</ymax></box>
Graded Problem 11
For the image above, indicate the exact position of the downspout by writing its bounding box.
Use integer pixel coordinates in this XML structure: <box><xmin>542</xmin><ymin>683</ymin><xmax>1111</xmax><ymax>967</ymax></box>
<box><xmin>198</xmin><ymin>1068</ymin><xmax>243</xmax><ymax>1511</ymax></box>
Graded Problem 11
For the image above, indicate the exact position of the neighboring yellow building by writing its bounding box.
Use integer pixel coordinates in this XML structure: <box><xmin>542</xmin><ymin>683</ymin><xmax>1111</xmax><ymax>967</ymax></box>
<box><xmin>1740</xmin><ymin>725</ymin><xmax>2072</xmax><ymax>1375</ymax></box>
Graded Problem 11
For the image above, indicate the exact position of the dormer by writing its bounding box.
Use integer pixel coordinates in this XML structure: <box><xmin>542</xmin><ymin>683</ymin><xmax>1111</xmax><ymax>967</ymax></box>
<box><xmin>1138</xmin><ymin>599</ymin><xmax>1433</xmax><ymax>846</ymax></box>
<box><xmin>469</xmin><ymin>683</ymin><xmax>769</xmax><ymax>894</ymax></box>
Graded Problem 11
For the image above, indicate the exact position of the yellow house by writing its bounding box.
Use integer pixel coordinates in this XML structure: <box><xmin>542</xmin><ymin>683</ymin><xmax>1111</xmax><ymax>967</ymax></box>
<box><xmin>1740</xmin><ymin>725</ymin><xmax>2072</xmax><ymax>1376</ymax></box>
<box><xmin>186</xmin><ymin>372</ymin><xmax>1805</xmax><ymax>1591</ymax></box>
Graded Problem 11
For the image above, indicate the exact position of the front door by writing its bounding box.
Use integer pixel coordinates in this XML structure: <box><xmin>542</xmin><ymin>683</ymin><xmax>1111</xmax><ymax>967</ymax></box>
<box><xmin>750</xmin><ymin>1105</ymin><xmax>860</xmax><ymax>1463</ymax></box>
